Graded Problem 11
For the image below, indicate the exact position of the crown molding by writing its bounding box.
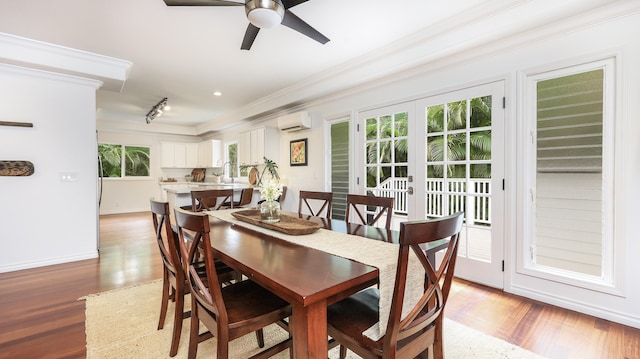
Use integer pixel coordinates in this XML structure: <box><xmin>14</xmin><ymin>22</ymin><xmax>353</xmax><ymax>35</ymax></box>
<box><xmin>0</xmin><ymin>32</ymin><xmax>132</xmax><ymax>92</ymax></box>
<box><xmin>198</xmin><ymin>0</ymin><xmax>632</xmax><ymax>135</ymax></box>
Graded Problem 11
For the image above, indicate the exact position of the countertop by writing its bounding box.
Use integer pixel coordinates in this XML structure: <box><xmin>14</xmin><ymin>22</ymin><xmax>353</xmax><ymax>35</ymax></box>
<box><xmin>163</xmin><ymin>183</ymin><xmax>256</xmax><ymax>194</ymax></box>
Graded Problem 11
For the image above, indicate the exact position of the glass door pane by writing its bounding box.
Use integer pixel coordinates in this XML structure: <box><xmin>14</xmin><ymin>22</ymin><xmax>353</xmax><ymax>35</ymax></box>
<box><xmin>416</xmin><ymin>81</ymin><xmax>505</xmax><ymax>289</ymax></box>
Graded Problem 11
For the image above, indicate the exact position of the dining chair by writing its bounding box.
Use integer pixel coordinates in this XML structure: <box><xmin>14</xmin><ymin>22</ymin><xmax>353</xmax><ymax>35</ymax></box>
<box><xmin>222</xmin><ymin>187</ymin><xmax>253</xmax><ymax>208</ymax></box>
<box><xmin>150</xmin><ymin>199</ymin><xmax>187</xmax><ymax>357</ymax></box>
<box><xmin>298</xmin><ymin>190</ymin><xmax>333</xmax><ymax>219</ymax></box>
<box><xmin>345</xmin><ymin>193</ymin><xmax>394</xmax><ymax>229</ymax></box>
<box><xmin>173</xmin><ymin>207</ymin><xmax>293</xmax><ymax>359</ymax></box>
<box><xmin>150</xmin><ymin>200</ymin><xmax>240</xmax><ymax>357</ymax></box>
<box><xmin>327</xmin><ymin>212</ymin><xmax>464</xmax><ymax>359</ymax></box>
<box><xmin>190</xmin><ymin>189</ymin><xmax>234</xmax><ymax>211</ymax></box>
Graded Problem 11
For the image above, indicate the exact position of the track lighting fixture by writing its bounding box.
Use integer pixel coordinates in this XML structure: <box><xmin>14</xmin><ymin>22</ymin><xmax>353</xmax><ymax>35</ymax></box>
<box><xmin>145</xmin><ymin>97</ymin><xmax>170</xmax><ymax>124</ymax></box>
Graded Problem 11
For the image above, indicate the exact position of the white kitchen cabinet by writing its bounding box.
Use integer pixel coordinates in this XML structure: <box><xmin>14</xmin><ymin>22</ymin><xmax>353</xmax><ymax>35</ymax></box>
<box><xmin>161</xmin><ymin>141</ymin><xmax>199</xmax><ymax>168</ymax></box>
<box><xmin>185</xmin><ymin>143</ymin><xmax>199</xmax><ymax>168</ymax></box>
<box><xmin>239</xmin><ymin>131</ymin><xmax>252</xmax><ymax>165</ymax></box>
<box><xmin>173</xmin><ymin>143</ymin><xmax>186</xmax><ymax>167</ymax></box>
<box><xmin>160</xmin><ymin>142</ymin><xmax>175</xmax><ymax>168</ymax></box>
<box><xmin>239</xmin><ymin>127</ymin><xmax>279</xmax><ymax>166</ymax></box>
<box><xmin>198</xmin><ymin>140</ymin><xmax>222</xmax><ymax>167</ymax></box>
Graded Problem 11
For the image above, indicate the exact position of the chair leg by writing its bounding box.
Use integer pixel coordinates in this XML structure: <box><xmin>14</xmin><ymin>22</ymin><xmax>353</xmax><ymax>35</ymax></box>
<box><xmin>188</xmin><ymin>296</ymin><xmax>200</xmax><ymax>359</ymax></box>
<box><xmin>339</xmin><ymin>344</ymin><xmax>347</xmax><ymax>359</ymax></box>
<box><xmin>158</xmin><ymin>270</ymin><xmax>169</xmax><ymax>330</ymax></box>
<box><xmin>217</xmin><ymin>331</ymin><xmax>230</xmax><ymax>359</ymax></box>
<box><xmin>432</xmin><ymin>318</ymin><xmax>444</xmax><ymax>359</ymax></box>
<box><xmin>255</xmin><ymin>328</ymin><xmax>265</xmax><ymax>348</ymax></box>
<box><xmin>169</xmin><ymin>285</ymin><xmax>185</xmax><ymax>357</ymax></box>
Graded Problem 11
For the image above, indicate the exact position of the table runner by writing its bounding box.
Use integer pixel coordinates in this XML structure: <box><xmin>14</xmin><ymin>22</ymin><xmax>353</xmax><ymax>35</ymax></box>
<box><xmin>207</xmin><ymin>209</ymin><xmax>425</xmax><ymax>341</ymax></box>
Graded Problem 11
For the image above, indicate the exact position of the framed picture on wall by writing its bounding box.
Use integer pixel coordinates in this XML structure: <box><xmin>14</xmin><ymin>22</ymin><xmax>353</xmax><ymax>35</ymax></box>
<box><xmin>290</xmin><ymin>138</ymin><xmax>308</xmax><ymax>166</ymax></box>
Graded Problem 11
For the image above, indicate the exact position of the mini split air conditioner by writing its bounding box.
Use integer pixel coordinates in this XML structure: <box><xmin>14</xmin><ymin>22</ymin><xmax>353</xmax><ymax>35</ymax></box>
<box><xmin>277</xmin><ymin>111</ymin><xmax>312</xmax><ymax>132</ymax></box>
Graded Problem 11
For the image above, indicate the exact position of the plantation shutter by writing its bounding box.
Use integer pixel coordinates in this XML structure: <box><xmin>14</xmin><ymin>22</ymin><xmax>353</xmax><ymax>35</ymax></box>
<box><xmin>331</xmin><ymin>121</ymin><xmax>349</xmax><ymax>220</ymax></box>
<box><xmin>536</xmin><ymin>69</ymin><xmax>603</xmax><ymax>173</ymax></box>
<box><xmin>534</xmin><ymin>68</ymin><xmax>605</xmax><ymax>276</ymax></box>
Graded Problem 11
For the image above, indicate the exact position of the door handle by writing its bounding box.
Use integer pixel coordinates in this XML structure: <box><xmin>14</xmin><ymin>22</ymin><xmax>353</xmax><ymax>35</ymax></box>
<box><xmin>407</xmin><ymin>187</ymin><xmax>414</xmax><ymax>195</ymax></box>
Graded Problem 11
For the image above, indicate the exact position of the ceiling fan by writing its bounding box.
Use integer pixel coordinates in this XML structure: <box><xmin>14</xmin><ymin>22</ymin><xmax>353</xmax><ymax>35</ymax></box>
<box><xmin>163</xmin><ymin>0</ymin><xmax>330</xmax><ymax>50</ymax></box>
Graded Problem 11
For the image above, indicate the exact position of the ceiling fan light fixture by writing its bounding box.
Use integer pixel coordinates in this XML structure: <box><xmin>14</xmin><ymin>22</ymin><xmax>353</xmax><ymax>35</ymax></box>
<box><xmin>246</xmin><ymin>0</ymin><xmax>284</xmax><ymax>29</ymax></box>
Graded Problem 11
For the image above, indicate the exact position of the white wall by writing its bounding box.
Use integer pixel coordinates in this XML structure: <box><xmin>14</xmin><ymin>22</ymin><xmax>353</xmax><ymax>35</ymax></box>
<box><xmin>0</xmin><ymin>65</ymin><xmax>102</xmax><ymax>272</ymax></box>
<box><xmin>276</xmin><ymin>114</ymin><xmax>328</xmax><ymax>212</ymax></box>
<box><xmin>97</xmin><ymin>130</ymin><xmax>201</xmax><ymax>214</ymax></box>
<box><xmin>0</xmin><ymin>32</ymin><xmax>130</xmax><ymax>273</ymax></box>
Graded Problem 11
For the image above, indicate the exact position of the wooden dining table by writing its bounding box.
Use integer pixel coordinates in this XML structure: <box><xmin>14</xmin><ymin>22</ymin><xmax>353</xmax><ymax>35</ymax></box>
<box><xmin>205</xmin><ymin>211</ymin><xmax>448</xmax><ymax>359</ymax></box>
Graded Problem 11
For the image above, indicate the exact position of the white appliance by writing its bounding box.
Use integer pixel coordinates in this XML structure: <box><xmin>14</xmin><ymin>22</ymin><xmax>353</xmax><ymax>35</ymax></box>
<box><xmin>277</xmin><ymin>111</ymin><xmax>312</xmax><ymax>132</ymax></box>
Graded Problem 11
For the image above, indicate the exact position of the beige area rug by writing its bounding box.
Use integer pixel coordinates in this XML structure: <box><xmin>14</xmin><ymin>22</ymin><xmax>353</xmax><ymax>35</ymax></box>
<box><xmin>82</xmin><ymin>280</ymin><xmax>546</xmax><ymax>358</ymax></box>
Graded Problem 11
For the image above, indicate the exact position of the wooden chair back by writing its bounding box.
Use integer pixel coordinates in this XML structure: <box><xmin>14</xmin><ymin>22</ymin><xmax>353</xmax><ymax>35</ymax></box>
<box><xmin>173</xmin><ymin>207</ymin><xmax>293</xmax><ymax>358</ymax></box>
<box><xmin>383</xmin><ymin>212</ymin><xmax>464</xmax><ymax>358</ymax></box>
<box><xmin>298</xmin><ymin>190</ymin><xmax>333</xmax><ymax>219</ymax></box>
<box><xmin>237</xmin><ymin>187</ymin><xmax>254</xmax><ymax>207</ymax></box>
<box><xmin>190</xmin><ymin>189</ymin><xmax>234</xmax><ymax>211</ymax></box>
<box><xmin>150</xmin><ymin>199</ymin><xmax>187</xmax><ymax>356</ymax></box>
<box><xmin>173</xmin><ymin>208</ymin><xmax>226</xmax><ymax>318</ymax></box>
<box><xmin>327</xmin><ymin>212</ymin><xmax>464</xmax><ymax>359</ymax></box>
<box><xmin>345</xmin><ymin>193</ymin><xmax>394</xmax><ymax>229</ymax></box>
<box><xmin>221</xmin><ymin>187</ymin><xmax>254</xmax><ymax>209</ymax></box>
<box><xmin>150</xmin><ymin>200</ymin><xmax>182</xmax><ymax>287</ymax></box>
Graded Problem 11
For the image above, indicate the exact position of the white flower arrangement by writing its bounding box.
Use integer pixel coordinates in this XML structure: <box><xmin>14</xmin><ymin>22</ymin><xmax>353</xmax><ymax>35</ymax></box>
<box><xmin>259</xmin><ymin>178</ymin><xmax>283</xmax><ymax>202</ymax></box>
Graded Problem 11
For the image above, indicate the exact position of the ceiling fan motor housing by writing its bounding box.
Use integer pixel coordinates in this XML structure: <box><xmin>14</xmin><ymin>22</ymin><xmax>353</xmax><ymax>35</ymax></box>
<box><xmin>245</xmin><ymin>0</ymin><xmax>285</xmax><ymax>28</ymax></box>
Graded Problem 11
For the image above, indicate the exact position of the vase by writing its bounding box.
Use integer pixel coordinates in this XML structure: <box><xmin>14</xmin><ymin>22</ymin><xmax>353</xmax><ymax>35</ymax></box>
<box><xmin>260</xmin><ymin>200</ymin><xmax>281</xmax><ymax>223</ymax></box>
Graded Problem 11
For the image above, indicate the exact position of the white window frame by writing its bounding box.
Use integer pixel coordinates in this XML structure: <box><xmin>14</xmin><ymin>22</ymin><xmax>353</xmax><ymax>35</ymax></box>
<box><xmin>225</xmin><ymin>141</ymin><xmax>239</xmax><ymax>179</ymax></box>
<box><xmin>99</xmin><ymin>143</ymin><xmax>152</xmax><ymax>180</ymax></box>
<box><xmin>518</xmin><ymin>56</ymin><xmax>621</xmax><ymax>295</ymax></box>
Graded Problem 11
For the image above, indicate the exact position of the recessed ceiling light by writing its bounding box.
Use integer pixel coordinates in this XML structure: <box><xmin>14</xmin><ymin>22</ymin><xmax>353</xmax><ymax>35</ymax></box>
<box><xmin>213</xmin><ymin>91</ymin><xmax>222</xmax><ymax>97</ymax></box>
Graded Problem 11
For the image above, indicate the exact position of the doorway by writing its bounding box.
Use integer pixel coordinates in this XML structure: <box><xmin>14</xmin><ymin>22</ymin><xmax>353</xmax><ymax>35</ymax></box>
<box><xmin>357</xmin><ymin>81</ymin><xmax>505</xmax><ymax>288</ymax></box>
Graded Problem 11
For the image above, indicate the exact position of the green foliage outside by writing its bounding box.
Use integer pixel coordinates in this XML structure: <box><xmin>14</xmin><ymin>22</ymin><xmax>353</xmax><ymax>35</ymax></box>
<box><xmin>99</xmin><ymin>143</ymin><xmax>122</xmax><ymax>177</ymax></box>
<box><xmin>426</xmin><ymin>96</ymin><xmax>492</xmax><ymax>179</ymax></box>
<box><xmin>124</xmin><ymin>146</ymin><xmax>150</xmax><ymax>176</ymax></box>
<box><xmin>365</xmin><ymin>112</ymin><xmax>409</xmax><ymax>188</ymax></box>
<box><xmin>228</xmin><ymin>143</ymin><xmax>238</xmax><ymax>177</ymax></box>
<box><xmin>99</xmin><ymin>143</ymin><xmax>150</xmax><ymax>178</ymax></box>
<box><xmin>365</xmin><ymin>96</ymin><xmax>492</xmax><ymax>188</ymax></box>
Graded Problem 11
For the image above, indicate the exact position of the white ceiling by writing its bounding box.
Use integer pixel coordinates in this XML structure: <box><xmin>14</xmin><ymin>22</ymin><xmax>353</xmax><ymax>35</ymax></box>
<box><xmin>0</xmin><ymin>0</ymin><xmax>620</xmax><ymax>133</ymax></box>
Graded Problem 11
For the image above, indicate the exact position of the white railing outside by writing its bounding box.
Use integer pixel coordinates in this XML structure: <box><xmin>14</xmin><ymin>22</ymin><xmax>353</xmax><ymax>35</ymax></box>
<box><xmin>374</xmin><ymin>178</ymin><xmax>408</xmax><ymax>214</ymax></box>
<box><xmin>370</xmin><ymin>178</ymin><xmax>492</xmax><ymax>226</ymax></box>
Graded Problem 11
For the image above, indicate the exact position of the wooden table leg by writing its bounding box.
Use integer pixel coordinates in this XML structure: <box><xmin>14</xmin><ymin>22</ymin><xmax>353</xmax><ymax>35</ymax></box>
<box><xmin>290</xmin><ymin>300</ymin><xmax>327</xmax><ymax>359</ymax></box>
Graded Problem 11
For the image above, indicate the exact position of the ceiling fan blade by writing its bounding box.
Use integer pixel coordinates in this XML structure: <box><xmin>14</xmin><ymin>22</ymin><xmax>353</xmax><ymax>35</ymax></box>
<box><xmin>281</xmin><ymin>10</ymin><xmax>329</xmax><ymax>44</ymax></box>
<box><xmin>281</xmin><ymin>0</ymin><xmax>308</xmax><ymax>9</ymax></box>
<box><xmin>241</xmin><ymin>23</ymin><xmax>261</xmax><ymax>50</ymax></box>
<box><xmin>163</xmin><ymin>0</ymin><xmax>243</xmax><ymax>6</ymax></box>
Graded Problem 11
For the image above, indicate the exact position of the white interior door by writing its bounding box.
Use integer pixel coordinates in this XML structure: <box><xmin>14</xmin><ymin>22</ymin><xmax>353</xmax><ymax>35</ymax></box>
<box><xmin>414</xmin><ymin>81</ymin><xmax>505</xmax><ymax>289</ymax></box>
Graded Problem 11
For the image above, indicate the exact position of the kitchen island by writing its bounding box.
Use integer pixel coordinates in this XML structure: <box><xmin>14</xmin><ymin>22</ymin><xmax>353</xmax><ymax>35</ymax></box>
<box><xmin>163</xmin><ymin>183</ymin><xmax>260</xmax><ymax>213</ymax></box>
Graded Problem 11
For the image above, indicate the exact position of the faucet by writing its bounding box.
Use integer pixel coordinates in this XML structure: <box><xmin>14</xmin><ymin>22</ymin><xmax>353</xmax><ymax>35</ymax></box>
<box><xmin>223</xmin><ymin>161</ymin><xmax>235</xmax><ymax>184</ymax></box>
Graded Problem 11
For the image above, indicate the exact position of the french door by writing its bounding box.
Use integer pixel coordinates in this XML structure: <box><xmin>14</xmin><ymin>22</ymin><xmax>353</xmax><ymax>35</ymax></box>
<box><xmin>357</xmin><ymin>81</ymin><xmax>505</xmax><ymax>288</ymax></box>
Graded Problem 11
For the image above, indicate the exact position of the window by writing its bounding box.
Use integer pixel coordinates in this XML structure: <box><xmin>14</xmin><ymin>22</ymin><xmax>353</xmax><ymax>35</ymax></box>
<box><xmin>523</xmin><ymin>58</ymin><xmax>617</xmax><ymax>292</ymax></box>
<box><xmin>330</xmin><ymin>120</ymin><xmax>349</xmax><ymax>220</ymax></box>
<box><xmin>226</xmin><ymin>142</ymin><xmax>238</xmax><ymax>178</ymax></box>
<box><xmin>99</xmin><ymin>143</ymin><xmax>151</xmax><ymax>178</ymax></box>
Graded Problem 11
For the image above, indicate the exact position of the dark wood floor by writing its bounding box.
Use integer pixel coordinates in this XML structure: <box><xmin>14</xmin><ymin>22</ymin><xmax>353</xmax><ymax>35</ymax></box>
<box><xmin>1</xmin><ymin>211</ymin><xmax>639</xmax><ymax>358</ymax></box>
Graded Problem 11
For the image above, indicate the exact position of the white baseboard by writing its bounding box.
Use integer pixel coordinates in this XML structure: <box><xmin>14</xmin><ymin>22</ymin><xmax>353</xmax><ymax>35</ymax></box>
<box><xmin>99</xmin><ymin>206</ymin><xmax>149</xmax><ymax>215</ymax></box>
<box><xmin>0</xmin><ymin>251</ymin><xmax>98</xmax><ymax>273</ymax></box>
<box><xmin>509</xmin><ymin>284</ymin><xmax>640</xmax><ymax>330</ymax></box>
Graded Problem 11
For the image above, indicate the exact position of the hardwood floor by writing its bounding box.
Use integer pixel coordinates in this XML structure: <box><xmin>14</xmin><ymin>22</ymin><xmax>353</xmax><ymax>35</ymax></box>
<box><xmin>0</xmin><ymin>211</ymin><xmax>638</xmax><ymax>358</ymax></box>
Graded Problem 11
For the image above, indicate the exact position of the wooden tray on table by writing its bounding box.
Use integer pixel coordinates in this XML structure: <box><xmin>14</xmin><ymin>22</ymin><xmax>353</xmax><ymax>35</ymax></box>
<box><xmin>231</xmin><ymin>209</ymin><xmax>322</xmax><ymax>235</ymax></box>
